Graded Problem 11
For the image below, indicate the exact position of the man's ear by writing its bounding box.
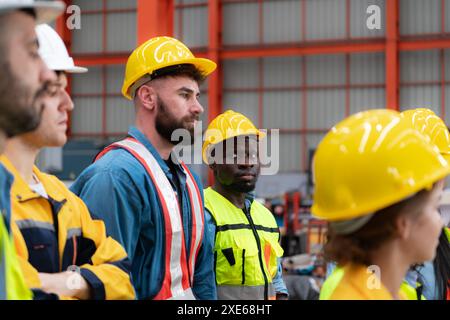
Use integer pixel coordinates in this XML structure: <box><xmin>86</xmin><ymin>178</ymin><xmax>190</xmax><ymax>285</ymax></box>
<box><xmin>136</xmin><ymin>84</ymin><xmax>156</xmax><ymax>111</ymax></box>
<box><xmin>395</xmin><ymin>214</ymin><xmax>412</xmax><ymax>240</ymax></box>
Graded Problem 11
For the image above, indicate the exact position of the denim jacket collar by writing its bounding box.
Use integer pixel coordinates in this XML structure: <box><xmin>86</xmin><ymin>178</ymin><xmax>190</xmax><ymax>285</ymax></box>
<box><xmin>128</xmin><ymin>126</ymin><xmax>186</xmax><ymax>181</ymax></box>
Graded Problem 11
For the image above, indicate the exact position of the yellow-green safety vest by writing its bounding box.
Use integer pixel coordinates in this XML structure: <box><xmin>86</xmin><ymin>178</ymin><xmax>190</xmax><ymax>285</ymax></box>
<box><xmin>0</xmin><ymin>215</ymin><xmax>32</xmax><ymax>300</ymax></box>
<box><xmin>319</xmin><ymin>266</ymin><xmax>426</xmax><ymax>300</ymax></box>
<box><xmin>204</xmin><ymin>187</ymin><xmax>284</xmax><ymax>300</ymax></box>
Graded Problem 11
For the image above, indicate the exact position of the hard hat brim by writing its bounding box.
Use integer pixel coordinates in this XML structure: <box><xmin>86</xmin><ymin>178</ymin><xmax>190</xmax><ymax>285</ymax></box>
<box><xmin>0</xmin><ymin>1</ymin><xmax>65</xmax><ymax>24</ymax></box>
<box><xmin>202</xmin><ymin>129</ymin><xmax>267</xmax><ymax>164</ymax></box>
<box><xmin>65</xmin><ymin>66</ymin><xmax>88</xmax><ymax>73</ymax></box>
<box><xmin>312</xmin><ymin>159</ymin><xmax>450</xmax><ymax>222</ymax></box>
<box><xmin>122</xmin><ymin>56</ymin><xmax>217</xmax><ymax>100</ymax></box>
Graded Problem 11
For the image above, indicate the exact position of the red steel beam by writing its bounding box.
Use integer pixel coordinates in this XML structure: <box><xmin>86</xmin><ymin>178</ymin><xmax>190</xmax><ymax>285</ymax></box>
<box><xmin>74</xmin><ymin>54</ymin><xmax>128</xmax><ymax>66</ymax></box>
<box><xmin>221</xmin><ymin>41</ymin><xmax>385</xmax><ymax>59</ymax></box>
<box><xmin>386</xmin><ymin>0</ymin><xmax>399</xmax><ymax>110</ymax></box>
<box><xmin>399</xmin><ymin>38</ymin><xmax>450</xmax><ymax>51</ymax></box>
<box><xmin>207</xmin><ymin>0</ymin><xmax>222</xmax><ymax>186</ymax></box>
<box><xmin>137</xmin><ymin>0</ymin><xmax>174</xmax><ymax>45</ymax></box>
<box><xmin>73</xmin><ymin>38</ymin><xmax>450</xmax><ymax>67</ymax></box>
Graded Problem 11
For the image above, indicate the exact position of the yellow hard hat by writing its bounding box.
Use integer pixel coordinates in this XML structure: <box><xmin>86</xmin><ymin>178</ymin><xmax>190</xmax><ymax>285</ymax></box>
<box><xmin>121</xmin><ymin>36</ymin><xmax>217</xmax><ymax>100</ymax></box>
<box><xmin>202</xmin><ymin>110</ymin><xmax>266</xmax><ymax>164</ymax></box>
<box><xmin>401</xmin><ymin>108</ymin><xmax>450</xmax><ymax>161</ymax></box>
<box><xmin>311</xmin><ymin>109</ymin><xmax>450</xmax><ymax>221</ymax></box>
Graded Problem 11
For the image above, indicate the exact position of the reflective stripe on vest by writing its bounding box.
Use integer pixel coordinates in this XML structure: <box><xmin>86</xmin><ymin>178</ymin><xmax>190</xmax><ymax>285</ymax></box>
<box><xmin>204</xmin><ymin>187</ymin><xmax>283</xmax><ymax>299</ymax></box>
<box><xmin>0</xmin><ymin>218</ymin><xmax>6</xmax><ymax>300</ymax></box>
<box><xmin>217</xmin><ymin>284</ymin><xmax>276</xmax><ymax>300</ymax></box>
<box><xmin>95</xmin><ymin>137</ymin><xmax>204</xmax><ymax>300</ymax></box>
<box><xmin>319</xmin><ymin>267</ymin><xmax>345</xmax><ymax>300</ymax></box>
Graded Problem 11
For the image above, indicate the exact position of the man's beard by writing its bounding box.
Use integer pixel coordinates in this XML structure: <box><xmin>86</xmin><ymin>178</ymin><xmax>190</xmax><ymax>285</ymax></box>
<box><xmin>0</xmin><ymin>62</ymin><xmax>44</xmax><ymax>137</ymax></box>
<box><xmin>225</xmin><ymin>180</ymin><xmax>257</xmax><ymax>193</ymax></box>
<box><xmin>155</xmin><ymin>96</ymin><xmax>198</xmax><ymax>145</ymax></box>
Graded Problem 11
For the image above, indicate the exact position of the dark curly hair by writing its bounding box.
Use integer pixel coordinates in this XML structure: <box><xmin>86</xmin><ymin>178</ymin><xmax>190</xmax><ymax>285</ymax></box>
<box><xmin>150</xmin><ymin>64</ymin><xmax>206</xmax><ymax>85</ymax></box>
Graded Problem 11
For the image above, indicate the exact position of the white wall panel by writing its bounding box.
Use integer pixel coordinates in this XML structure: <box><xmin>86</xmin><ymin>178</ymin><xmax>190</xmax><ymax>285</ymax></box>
<box><xmin>106</xmin><ymin>0</ymin><xmax>136</xmax><ymax>9</ymax></box>
<box><xmin>72</xmin><ymin>0</ymin><xmax>102</xmax><ymax>10</ymax></box>
<box><xmin>181</xmin><ymin>7</ymin><xmax>208</xmax><ymax>47</ymax></box>
<box><xmin>400</xmin><ymin>86</ymin><xmax>441</xmax><ymax>113</ymax></box>
<box><xmin>306</xmin><ymin>55</ymin><xmax>346</xmax><ymax>85</ymax></box>
<box><xmin>306</xmin><ymin>0</ymin><xmax>346</xmax><ymax>40</ymax></box>
<box><xmin>400</xmin><ymin>50</ymin><xmax>440</xmax><ymax>82</ymax></box>
<box><xmin>400</xmin><ymin>0</ymin><xmax>440</xmax><ymax>35</ymax></box>
<box><xmin>263</xmin><ymin>56</ymin><xmax>302</xmax><ymax>87</ymax></box>
<box><xmin>350</xmin><ymin>53</ymin><xmax>385</xmax><ymax>84</ymax></box>
<box><xmin>106</xmin><ymin>12</ymin><xmax>136</xmax><ymax>52</ymax></box>
<box><xmin>71</xmin><ymin>97</ymin><xmax>103</xmax><ymax>134</ymax></box>
<box><xmin>307</xmin><ymin>89</ymin><xmax>346</xmax><ymax>129</ymax></box>
<box><xmin>106</xmin><ymin>97</ymin><xmax>135</xmax><ymax>133</ymax></box>
<box><xmin>223</xmin><ymin>59</ymin><xmax>259</xmax><ymax>88</ymax></box>
<box><xmin>445</xmin><ymin>85</ymin><xmax>450</xmax><ymax>123</ymax></box>
<box><xmin>263</xmin><ymin>92</ymin><xmax>302</xmax><ymax>129</ymax></box>
<box><xmin>278</xmin><ymin>134</ymin><xmax>302</xmax><ymax>172</ymax></box>
<box><xmin>263</xmin><ymin>0</ymin><xmax>301</xmax><ymax>43</ymax></box>
<box><xmin>106</xmin><ymin>65</ymin><xmax>126</xmax><ymax>94</ymax></box>
<box><xmin>71</xmin><ymin>66</ymin><xmax>102</xmax><ymax>94</ymax></box>
<box><xmin>223</xmin><ymin>93</ymin><xmax>259</xmax><ymax>126</ymax></box>
<box><xmin>223</xmin><ymin>2</ymin><xmax>259</xmax><ymax>45</ymax></box>
<box><xmin>446</xmin><ymin>0</ymin><xmax>450</xmax><ymax>32</ymax></box>
<box><xmin>71</xmin><ymin>14</ymin><xmax>103</xmax><ymax>54</ymax></box>
<box><xmin>350</xmin><ymin>88</ymin><xmax>386</xmax><ymax>115</ymax></box>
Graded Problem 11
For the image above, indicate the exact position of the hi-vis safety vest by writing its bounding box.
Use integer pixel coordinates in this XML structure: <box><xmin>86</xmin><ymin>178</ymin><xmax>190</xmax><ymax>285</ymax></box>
<box><xmin>96</xmin><ymin>137</ymin><xmax>204</xmax><ymax>300</ymax></box>
<box><xmin>319</xmin><ymin>266</ymin><xmax>425</xmax><ymax>300</ymax></box>
<box><xmin>446</xmin><ymin>227</ymin><xmax>450</xmax><ymax>300</ymax></box>
<box><xmin>204</xmin><ymin>187</ymin><xmax>283</xmax><ymax>300</ymax></box>
<box><xmin>0</xmin><ymin>215</ymin><xmax>32</xmax><ymax>300</ymax></box>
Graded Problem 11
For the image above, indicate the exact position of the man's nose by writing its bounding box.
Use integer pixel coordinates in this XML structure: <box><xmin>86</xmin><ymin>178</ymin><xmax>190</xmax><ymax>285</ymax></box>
<box><xmin>192</xmin><ymin>98</ymin><xmax>204</xmax><ymax>115</ymax></box>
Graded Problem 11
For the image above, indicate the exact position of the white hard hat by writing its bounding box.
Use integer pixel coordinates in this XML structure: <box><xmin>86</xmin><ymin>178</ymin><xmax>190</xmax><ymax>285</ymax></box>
<box><xmin>36</xmin><ymin>24</ymin><xmax>88</xmax><ymax>73</ymax></box>
<box><xmin>0</xmin><ymin>0</ymin><xmax>65</xmax><ymax>24</ymax></box>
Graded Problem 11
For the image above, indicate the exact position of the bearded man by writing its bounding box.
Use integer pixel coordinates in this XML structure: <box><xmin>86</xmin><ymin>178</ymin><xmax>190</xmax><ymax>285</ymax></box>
<box><xmin>71</xmin><ymin>36</ymin><xmax>217</xmax><ymax>300</ymax></box>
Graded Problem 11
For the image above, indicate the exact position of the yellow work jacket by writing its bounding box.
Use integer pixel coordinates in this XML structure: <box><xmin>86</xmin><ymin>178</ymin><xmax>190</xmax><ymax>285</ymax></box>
<box><xmin>320</xmin><ymin>264</ymin><xmax>408</xmax><ymax>300</ymax></box>
<box><xmin>1</xmin><ymin>156</ymin><xmax>135</xmax><ymax>300</ymax></box>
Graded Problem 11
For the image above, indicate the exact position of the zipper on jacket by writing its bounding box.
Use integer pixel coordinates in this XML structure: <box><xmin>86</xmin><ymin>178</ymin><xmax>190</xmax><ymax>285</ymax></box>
<box><xmin>48</xmin><ymin>197</ymin><xmax>66</xmax><ymax>272</ymax></box>
<box><xmin>242</xmin><ymin>204</ymin><xmax>268</xmax><ymax>300</ymax></box>
<box><xmin>241</xmin><ymin>249</ymin><xmax>246</xmax><ymax>285</ymax></box>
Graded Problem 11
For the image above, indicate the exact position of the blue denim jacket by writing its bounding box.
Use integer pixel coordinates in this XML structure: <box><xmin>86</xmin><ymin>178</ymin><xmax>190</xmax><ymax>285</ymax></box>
<box><xmin>71</xmin><ymin>126</ymin><xmax>217</xmax><ymax>299</ymax></box>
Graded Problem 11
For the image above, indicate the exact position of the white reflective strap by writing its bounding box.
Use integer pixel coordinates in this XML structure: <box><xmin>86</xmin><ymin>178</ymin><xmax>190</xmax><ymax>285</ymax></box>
<box><xmin>168</xmin><ymin>287</ymin><xmax>196</xmax><ymax>300</ymax></box>
<box><xmin>114</xmin><ymin>139</ymin><xmax>185</xmax><ymax>298</ymax></box>
<box><xmin>217</xmin><ymin>284</ymin><xmax>275</xmax><ymax>300</ymax></box>
<box><xmin>182</xmin><ymin>164</ymin><xmax>204</xmax><ymax>282</ymax></box>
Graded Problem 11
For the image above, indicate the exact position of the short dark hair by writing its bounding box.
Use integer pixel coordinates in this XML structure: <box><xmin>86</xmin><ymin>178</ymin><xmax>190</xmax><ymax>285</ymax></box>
<box><xmin>19</xmin><ymin>8</ymin><xmax>37</xmax><ymax>19</ymax></box>
<box><xmin>324</xmin><ymin>184</ymin><xmax>439</xmax><ymax>267</ymax></box>
<box><xmin>151</xmin><ymin>64</ymin><xmax>206</xmax><ymax>85</ymax></box>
